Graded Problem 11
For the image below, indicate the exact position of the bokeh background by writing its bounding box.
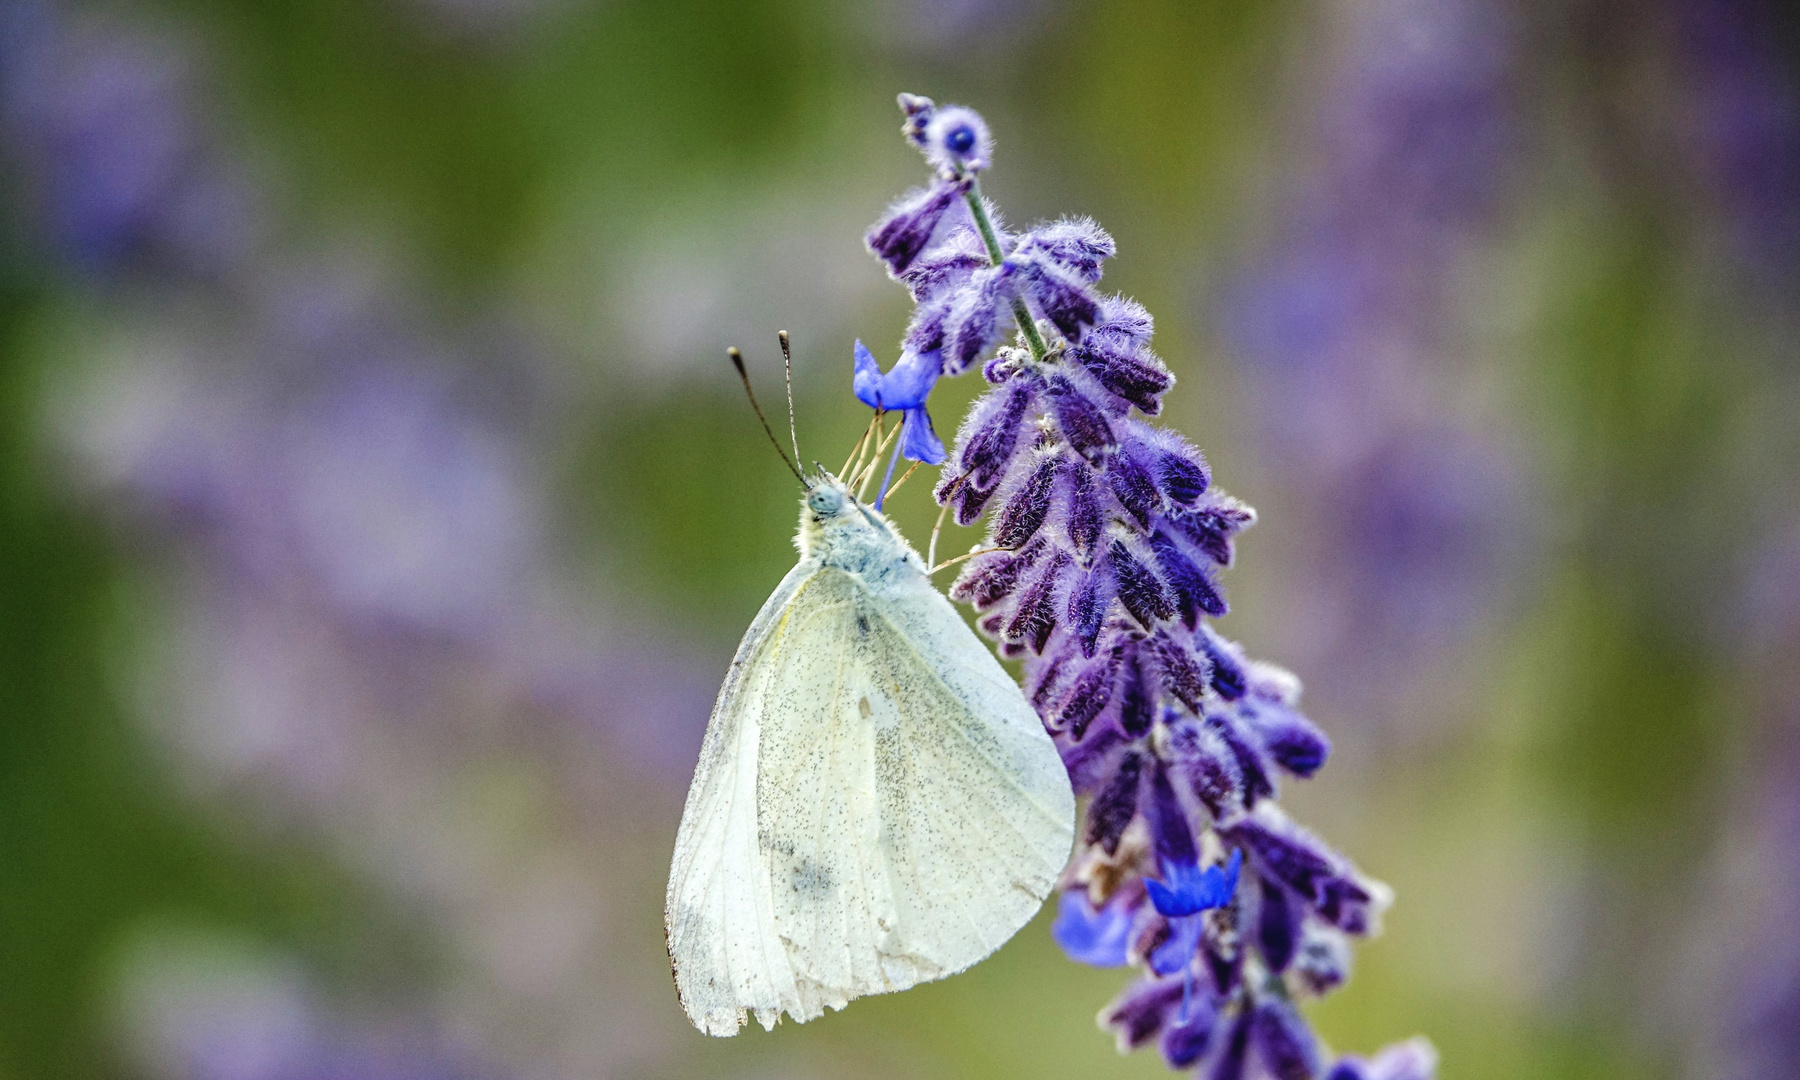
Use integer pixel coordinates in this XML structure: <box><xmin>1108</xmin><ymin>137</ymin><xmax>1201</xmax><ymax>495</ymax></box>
<box><xmin>3</xmin><ymin>0</ymin><xmax>1798</xmax><ymax>1077</ymax></box>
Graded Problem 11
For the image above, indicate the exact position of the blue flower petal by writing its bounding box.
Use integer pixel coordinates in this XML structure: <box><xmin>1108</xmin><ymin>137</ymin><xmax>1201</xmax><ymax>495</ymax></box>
<box><xmin>1149</xmin><ymin>912</ymin><xmax>1204</xmax><ymax>976</ymax></box>
<box><xmin>1051</xmin><ymin>890</ymin><xmax>1133</xmax><ymax>967</ymax></box>
<box><xmin>879</xmin><ymin>348</ymin><xmax>943</xmax><ymax>409</ymax></box>
<box><xmin>1147</xmin><ymin>849</ymin><xmax>1242</xmax><ymax>917</ymax></box>
<box><xmin>852</xmin><ymin>339</ymin><xmax>883</xmax><ymax>409</ymax></box>
<box><xmin>900</xmin><ymin>407</ymin><xmax>946</xmax><ymax>465</ymax></box>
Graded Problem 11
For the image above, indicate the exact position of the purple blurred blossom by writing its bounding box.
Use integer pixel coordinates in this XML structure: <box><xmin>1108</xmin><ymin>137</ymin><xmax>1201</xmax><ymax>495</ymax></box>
<box><xmin>1219</xmin><ymin>0</ymin><xmax>1530</xmax><ymax>726</ymax></box>
<box><xmin>12</xmin><ymin>5</ymin><xmax>713</xmax><ymax>1078</ymax></box>
<box><xmin>0</xmin><ymin>2</ymin><xmax>262</xmax><ymax>277</ymax></box>
<box><xmin>115</xmin><ymin>931</ymin><xmax>500</xmax><ymax>1080</ymax></box>
<box><xmin>1675</xmin><ymin>0</ymin><xmax>1800</xmax><ymax>277</ymax></box>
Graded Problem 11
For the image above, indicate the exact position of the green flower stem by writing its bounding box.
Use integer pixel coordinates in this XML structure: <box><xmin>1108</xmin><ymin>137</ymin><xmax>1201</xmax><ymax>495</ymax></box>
<box><xmin>962</xmin><ymin>179</ymin><xmax>1051</xmax><ymax>362</ymax></box>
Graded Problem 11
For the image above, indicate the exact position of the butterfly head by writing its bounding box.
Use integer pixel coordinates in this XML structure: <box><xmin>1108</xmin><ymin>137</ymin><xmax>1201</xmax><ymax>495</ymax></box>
<box><xmin>796</xmin><ymin>470</ymin><xmax>906</xmax><ymax>565</ymax></box>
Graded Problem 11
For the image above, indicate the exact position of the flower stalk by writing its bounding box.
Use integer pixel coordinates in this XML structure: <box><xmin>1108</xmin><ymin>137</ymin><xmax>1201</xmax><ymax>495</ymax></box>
<box><xmin>856</xmin><ymin>93</ymin><xmax>1434</xmax><ymax>1080</ymax></box>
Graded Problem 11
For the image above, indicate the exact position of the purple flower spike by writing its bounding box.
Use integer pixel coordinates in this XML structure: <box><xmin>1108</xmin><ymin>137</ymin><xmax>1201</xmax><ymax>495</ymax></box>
<box><xmin>866</xmin><ymin>178</ymin><xmax>968</xmax><ymax>274</ymax></box>
<box><xmin>865</xmin><ymin>90</ymin><xmax>1428</xmax><ymax>1078</ymax></box>
<box><xmin>1052</xmin><ymin>889</ymin><xmax>1137</xmax><ymax>967</ymax></box>
<box><xmin>1249</xmin><ymin>998</ymin><xmax>1322</xmax><ymax>1080</ymax></box>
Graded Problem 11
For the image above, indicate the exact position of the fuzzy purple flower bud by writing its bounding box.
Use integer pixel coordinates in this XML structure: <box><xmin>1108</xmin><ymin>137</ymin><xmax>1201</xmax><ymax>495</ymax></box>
<box><xmin>1325</xmin><ymin>1039</ymin><xmax>1439</xmax><ymax>1080</ymax></box>
<box><xmin>1064</xmin><ymin>463</ymin><xmax>1105</xmax><ymax>556</ymax></box>
<box><xmin>1015</xmin><ymin>217</ymin><xmax>1116</xmax><ymax>284</ymax></box>
<box><xmin>1197</xmin><ymin>625</ymin><xmax>1249</xmax><ymax>700</ymax></box>
<box><xmin>1011</xmin><ymin>255</ymin><xmax>1101</xmax><ymax>336</ymax></box>
<box><xmin>1099</xmin><ymin>975</ymin><xmax>1188</xmax><ymax>1052</ymax></box>
<box><xmin>1116</xmin><ymin>648</ymin><xmax>1157</xmax><ymax>736</ymax></box>
<box><xmin>1168</xmin><ymin>496</ymin><xmax>1256</xmax><ymax>567</ymax></box>
<box><xmin>1151</xmin><ymin>530</ymin><xmax>1227</xmax><ymax>626</ymax></box>
<box><xmin>1207</xmin><ymin>711</ymin><xmax>1276</xmax><ymax>805</ymax></box>
<box><xmin>1055</xmin><ymin>643</ymin><xmax>1122</xmax><ymax>738</ymax></box>
<box><xmin>1066</xmin><ymin>561</ymin><xmax>1116</xmax><ymax>657</ymax></box>
<box><xmin>921</xmin><ymin>104</ymin><xmax>993</xmax><ymax>174</ymax></box>
<box><xmin>1205</xmin><ymin>1011</ymin><xmax>1252</xmax><ymax>1080</ymax></box>
<box><xmin>1257</xmin><ymin>877</ymin><xmax>1302</xmax><ymax>973</ymax></box>
<box><xmin>866</xmin><ymin>178</ymin><xmax>969</xmax><ymax>274</ymax></box>
<box><xmin>1148</xmin><ymin>630</ymin><xmax>1210</xmax><ymax>713</ymax></box>
<box><xmin>1221</xmin><ymin>804</ymin><xmax>1391</xmax><ymax>934</ymax></box>
<box><xmin>993</xmin><ymin>454</ymin><xmax>1060</xmax><ymax>548</ymax></box>
<box><xmin>1112</xmin><ymin>541</ymin><xmax>1176</xmax><ymax>630</ymax></box>
<box><xmin>1292</xmin><ymin>924</ymin><xmax>1352</xmax><ymax>997</ymax></box>
<box><xmin>1250</xmin><ymin>998</ymin><xmax>1322</xmax><ymax>1080</ymax></box>
<box><xmin>1108</xmin><ymin>441</ymin><xmax>1164</xmax><ymax>529</ymax></box>
<box><xmin>1165</xmin><ymin>716</ymin><xmax>1244</xmax><ymax>816</ymax></box>
<box><xmin>1161</xmin><ymin>1003</ymin><xmax>1223</xmax><ymax>1069</ymax></box>
<box><xmin>1005</xmin><ymin>549</ymin><xmax>1073</xmax><ymax>653</ymax></box>
<box><xmin>944</xmin><ymin>265</ymin><xmax>1013</xmax><ymax>371</ymax></box>
<box><xmin>952</xmin><ymin>376</ymin><xmax>1036</xmax><ymax>490</ymax></box>
<box><xmin>1239</xmin><ymin>697</ymin><xmax>1330</xmax><ymax>778</ymax></box>
<box><xmin>1087</xmin><ymin>747</ymin><xmax>1146</xmax><ymax>854</ymax></box>
<box><xmin>1045</xmin><ymin>374</ymin><xmax>1117</xmax><ymax>465</ymax></box>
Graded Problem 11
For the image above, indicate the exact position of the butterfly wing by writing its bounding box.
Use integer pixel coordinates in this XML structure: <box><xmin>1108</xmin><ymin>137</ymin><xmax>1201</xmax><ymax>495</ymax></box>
<box><xmin>666</xmin><ymin>557</ymin><xmax>1075</xmax><ymax>1036</ymax></box>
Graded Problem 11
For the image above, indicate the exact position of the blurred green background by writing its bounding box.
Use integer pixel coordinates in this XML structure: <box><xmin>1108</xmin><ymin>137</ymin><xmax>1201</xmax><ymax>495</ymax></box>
<box><xmin>3</xmin><ymin>0</ymin><xmax>1798</xmax><ymax>1077</ymax></box>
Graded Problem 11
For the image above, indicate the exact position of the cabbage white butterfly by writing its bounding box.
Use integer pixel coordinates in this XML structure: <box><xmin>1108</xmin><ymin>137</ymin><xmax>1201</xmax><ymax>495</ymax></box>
<box><xmin>663</xmin><ymin>343</ymin><xmax>1076</xmax><ymax>1036</ymax></box>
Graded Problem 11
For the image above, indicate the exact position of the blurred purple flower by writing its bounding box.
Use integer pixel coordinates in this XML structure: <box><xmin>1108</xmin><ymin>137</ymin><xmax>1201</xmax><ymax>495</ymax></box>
<box><xmin>1219</xmin><ymin>0</ymin><xmax>1529</xmax><ymax>723</ymax></box>
<box><xmin>116</xmin><ymin>932</ymin><xmax>499</xmax><ymax>1080</ymax></box>
<box><xmin>1676</xmin><ymin>0</ymin><xmax>1800</xmax><ymax>277</ymax></box>
<box><xmin>0</xmin><ymin>1</ymin><xmax>261</xmax><ymax>276</ymax></box>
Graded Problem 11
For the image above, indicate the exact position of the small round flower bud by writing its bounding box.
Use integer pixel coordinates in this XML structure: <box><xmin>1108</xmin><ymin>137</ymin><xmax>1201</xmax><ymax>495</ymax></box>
<box><xmin>922</xmin><ymin>105</ymin><xmax>993</xmax><ymax>174</ymax></box>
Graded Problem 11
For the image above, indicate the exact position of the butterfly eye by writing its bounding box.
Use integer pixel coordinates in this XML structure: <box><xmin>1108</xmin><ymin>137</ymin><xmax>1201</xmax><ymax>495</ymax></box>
<box><xmin>808</xmin><ymin>488</ymin><xmax>843</xmax><ymax>515</ymax></box>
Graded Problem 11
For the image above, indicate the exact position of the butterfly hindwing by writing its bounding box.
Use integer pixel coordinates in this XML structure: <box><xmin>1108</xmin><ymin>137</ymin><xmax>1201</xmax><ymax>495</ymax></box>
<box><xmin>668</xmin><ymin>552</ymin><xmax>1075</xmax><ymax>1036</ymax></box>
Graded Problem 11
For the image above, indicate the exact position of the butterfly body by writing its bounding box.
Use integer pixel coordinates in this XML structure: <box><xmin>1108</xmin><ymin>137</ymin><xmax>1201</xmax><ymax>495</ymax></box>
<box><xmin>665</xmin><ymin>474</ymin><xmax>1076</xmax><ymax>1036</ymax></box>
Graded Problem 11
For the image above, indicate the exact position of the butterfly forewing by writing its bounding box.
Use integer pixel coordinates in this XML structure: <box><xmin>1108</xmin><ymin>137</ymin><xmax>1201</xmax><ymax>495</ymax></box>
<box><xmin>666</xmin><ymin>537</ymin><xmax>1076</xmax><ymax>1036</ymax></box>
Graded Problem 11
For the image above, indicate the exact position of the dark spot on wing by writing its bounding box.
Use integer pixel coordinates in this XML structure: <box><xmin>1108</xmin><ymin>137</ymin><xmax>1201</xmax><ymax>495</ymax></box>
<box><xmin>857</xmin><ymin>614</ymin><xmax>871</xmax><ymax>637</ymax></box>
<box><xmin>859</xmin><ymin>696</ymin><xmax>872</xmax><ymax>719</ymax></box>
<box><xmin>788</xmin><ymin>856</ymin><xmax>834</xmax><ymax>897</ymax></box>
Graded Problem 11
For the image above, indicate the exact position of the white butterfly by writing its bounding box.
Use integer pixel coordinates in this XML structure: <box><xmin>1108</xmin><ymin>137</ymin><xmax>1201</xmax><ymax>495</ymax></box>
<box><xmin>664</xmin><ymin>471</ymin><xmax>1077</xmax><ymax>1036</ymax></box>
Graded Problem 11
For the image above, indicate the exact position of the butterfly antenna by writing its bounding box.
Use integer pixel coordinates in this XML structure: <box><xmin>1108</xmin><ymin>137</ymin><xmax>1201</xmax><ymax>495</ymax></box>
<box><xmin>778</xmin><ymin>331</ymin><xmax>801</xmax><ymax>468</ymax></box>
<box><xmin>728</xmin><ymin>346</ymin><xmax>805</xmax><ymax>482</ymax></box>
